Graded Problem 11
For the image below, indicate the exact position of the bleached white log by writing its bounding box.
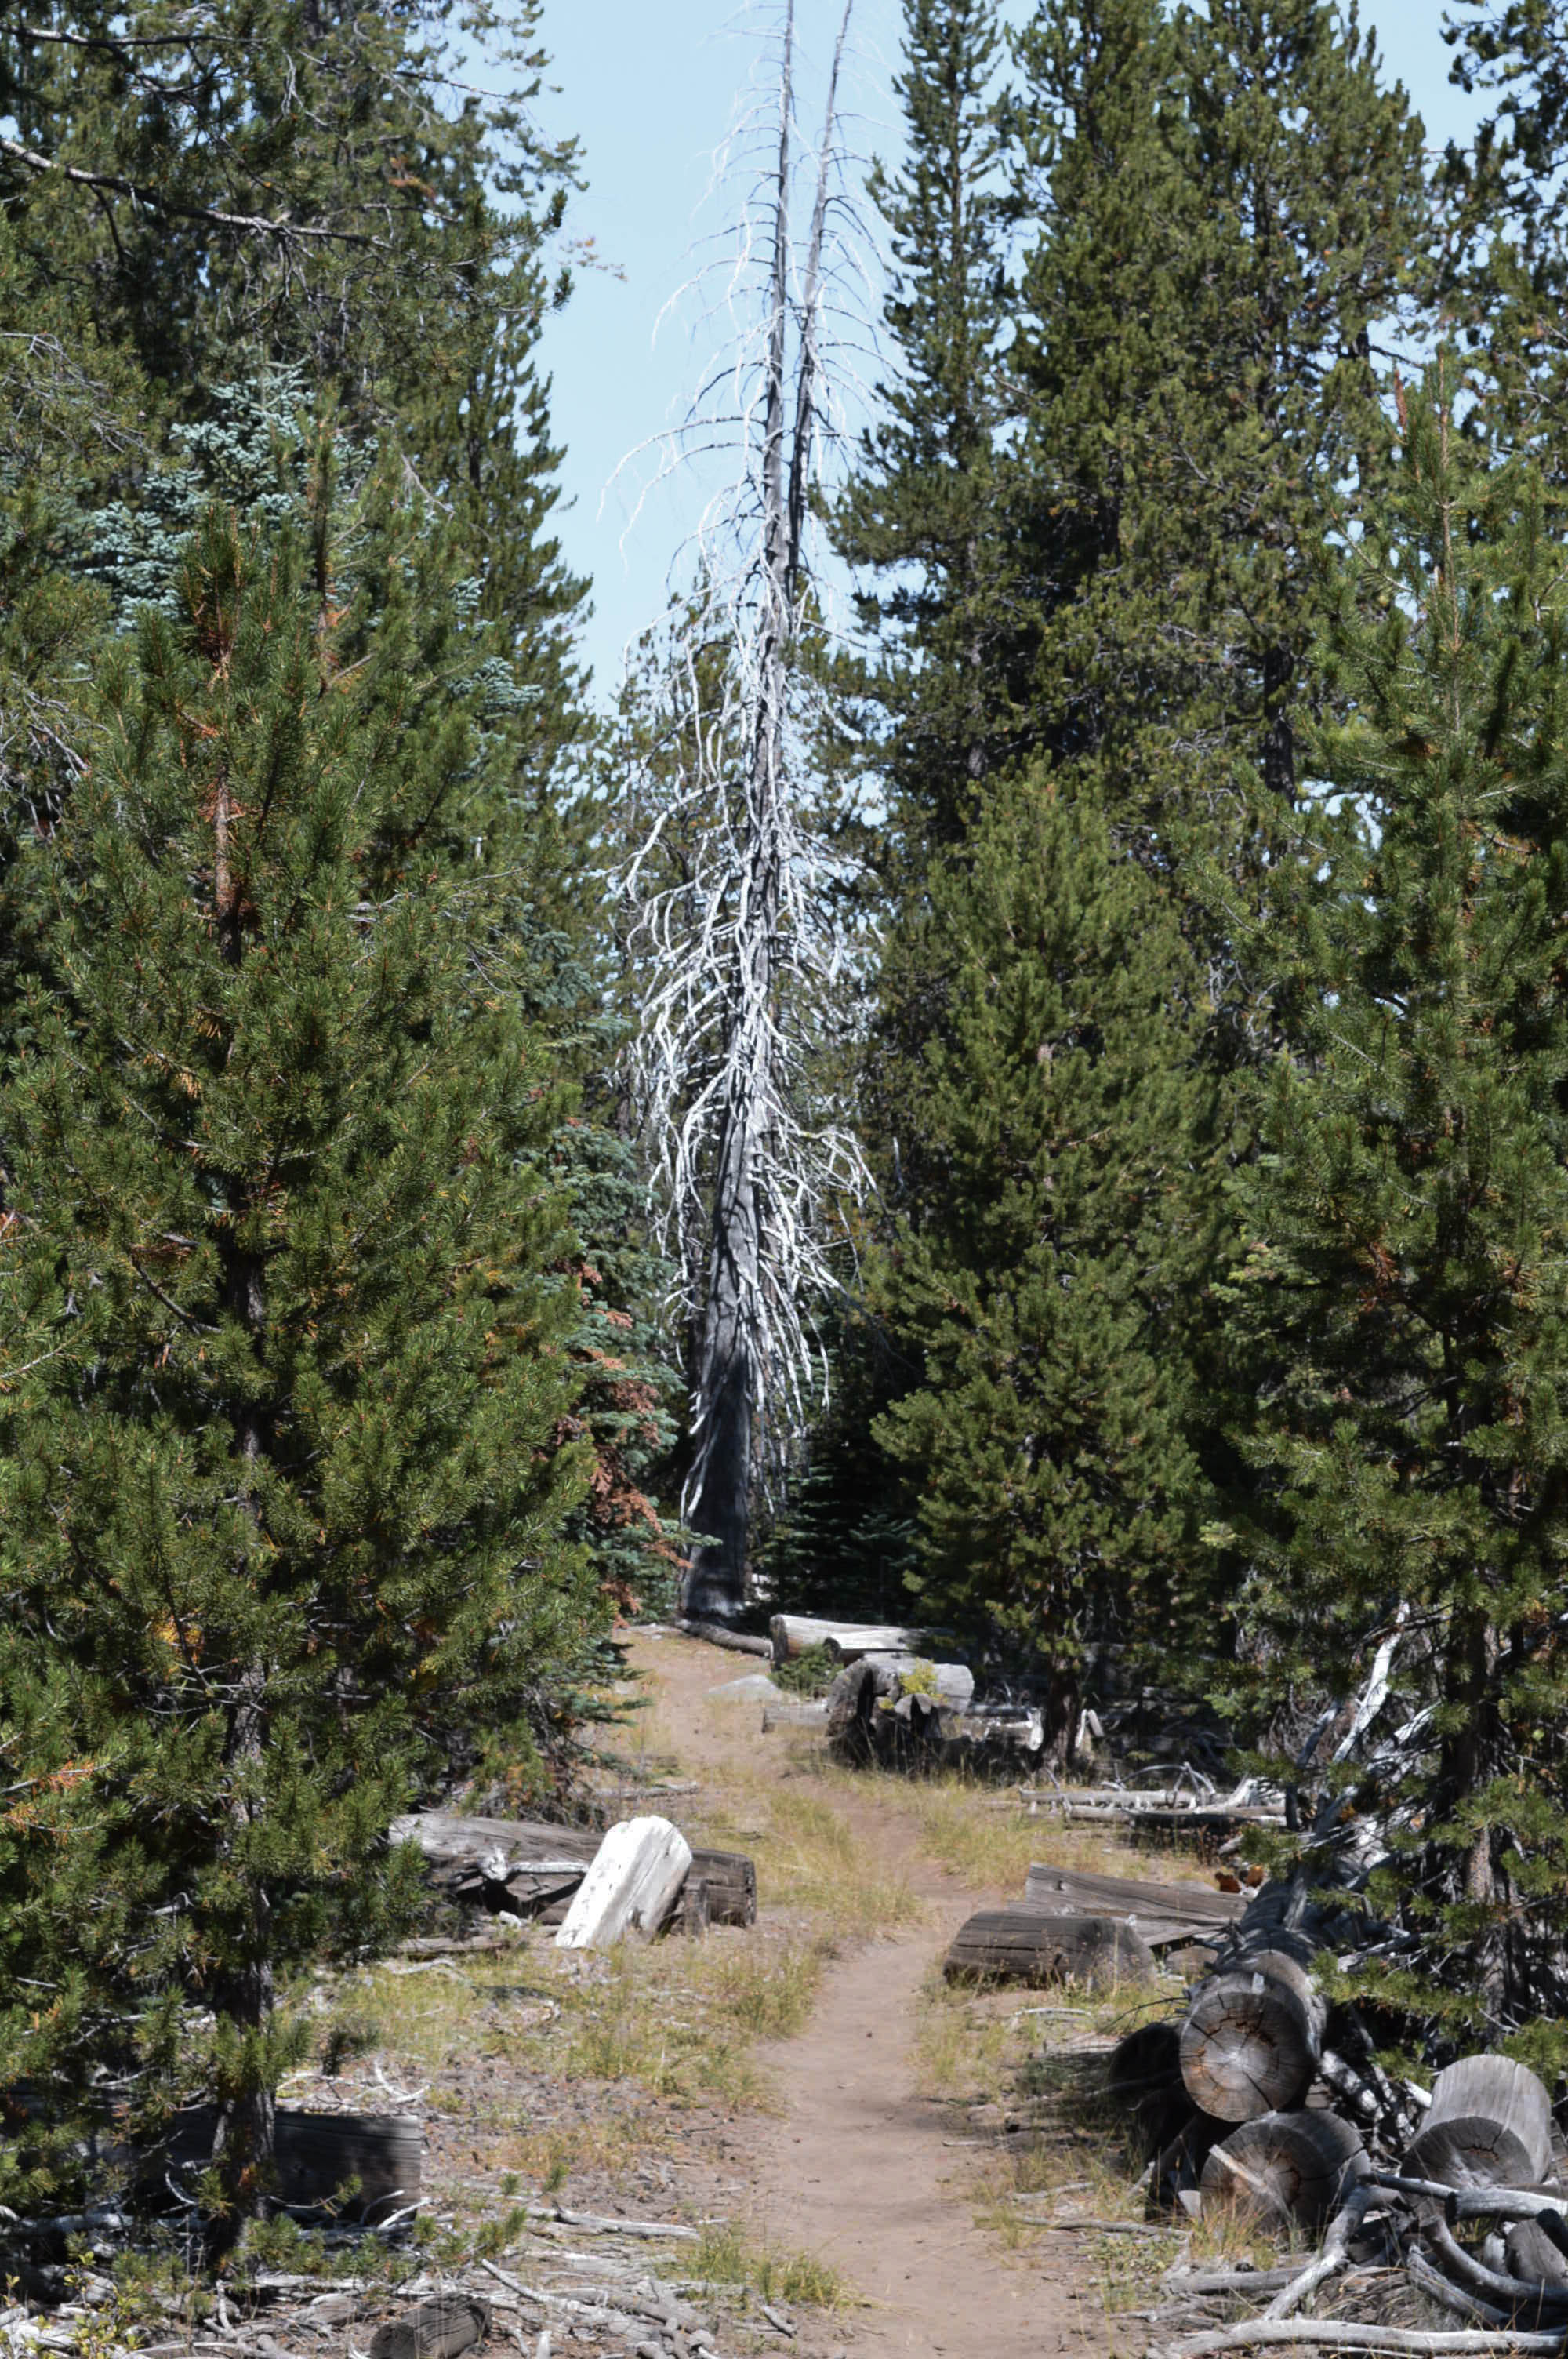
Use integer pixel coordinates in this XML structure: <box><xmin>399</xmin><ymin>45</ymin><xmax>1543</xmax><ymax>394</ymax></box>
<box><xmin>554</xmin><ymin>1817</ymin><xmax>694</xmax><ymax>1951</ymax></box>
<box><xmin>769</xmin><ymin>1614</ymin><xmax>938</xmax><ymax>1664</ymax></box>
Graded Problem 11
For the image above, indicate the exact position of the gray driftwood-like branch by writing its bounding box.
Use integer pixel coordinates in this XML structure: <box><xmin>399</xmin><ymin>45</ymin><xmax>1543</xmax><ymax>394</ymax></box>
<box><xmin>619</xmin><ymin>0</ymin><xmax>871</xmax><ymax>1616</ymax></box>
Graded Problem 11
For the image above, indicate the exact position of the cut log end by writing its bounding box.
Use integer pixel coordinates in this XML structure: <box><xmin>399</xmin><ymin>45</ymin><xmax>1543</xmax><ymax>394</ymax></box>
<box><xmin>1200</xmin><ymin>2110</ymin><xmax>1367</xmax><ymax>2234</ymax></box>
<box><xmin>1179</xmin><ymin>1948</ymin><xmax>1325</xmax><ymax>2123</ymax></box>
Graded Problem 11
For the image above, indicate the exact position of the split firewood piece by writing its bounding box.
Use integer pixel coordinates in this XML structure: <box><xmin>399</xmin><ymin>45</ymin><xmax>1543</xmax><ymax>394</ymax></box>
<box><xmin>1403</xmin><ymin>2057</ymin><xmax>1555</xmax><ymax>2191</ymax></box>
<box><xmin>1200</xmin><ymin>2110</ymin><xmax>1366</xmax><ymax>2235</ymax></box>
<box><xmin>554</xmin><ymin>1816</ymin><xmax>693</xmax><ymax>1950</ymax></box>
<box><xmin>1180</xmin><ymin>1947</ymin><xmax>1326</xmax><ymax>2122</ymax></box>
<box><xmin>368</xmin><ymin>2299</ymin><xmax>489</xmax><ymax>2359</ymax></box>
<box><xmin>943</xmin><ymin>1904</ymin><xmax>1156</xmax><ymax>1990</ymax></box>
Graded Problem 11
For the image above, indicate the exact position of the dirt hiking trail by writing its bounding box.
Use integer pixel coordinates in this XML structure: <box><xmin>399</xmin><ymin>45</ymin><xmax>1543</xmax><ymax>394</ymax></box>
<box><xmin>629</xmin><ymin>1631</ymin><xmax>1109</xmax><ymax>2359</ymax></box>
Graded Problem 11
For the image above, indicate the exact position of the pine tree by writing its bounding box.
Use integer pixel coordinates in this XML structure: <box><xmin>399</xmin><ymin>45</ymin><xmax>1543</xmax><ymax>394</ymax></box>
<box><xmin>873</xmin><ymin>776</ymin><xmax>1215</xmax><ymax>1761</ymax></box>
<box><xmin>1221</xmin><ymin>362</ymin><xmax>1568</xmax><ymax>2036</ymax></box>
<box><xmin>0</xmin><ymin>485</ymin><xmax>599</xmax><ymax>2220</ymax></box>
<box><xmin>832</xmin><ymin>0</ymin><xmax>1020</xmax><ymax>856</ymax></box>
<box><xmin>1011</xmin><ymin>0</ymin><xmax>1427</xmax><ymax>895</ymax></box>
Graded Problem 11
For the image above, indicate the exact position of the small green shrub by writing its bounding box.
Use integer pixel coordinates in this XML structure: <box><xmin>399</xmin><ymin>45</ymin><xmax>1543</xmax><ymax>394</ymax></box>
<box><xmin>772</xmin><ymin>1645</ymin><xmax>837</xmax><ymax>1697</ymax></box>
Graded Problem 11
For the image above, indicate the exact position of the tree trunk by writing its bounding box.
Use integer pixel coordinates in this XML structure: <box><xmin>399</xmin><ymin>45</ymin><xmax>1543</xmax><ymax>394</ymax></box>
<box><xmin>683</xmin><ymin>1117</ymin><xmax>759</xmax><ymax>1616</ymax></box>
<box><xmin>681</xmin><ymin>4</ymin><xmax>798</xmax><ymax>1622</ymax></box>
<box><xmin>1200</xmin><ymin>2110</ymin><xmax>1366</xmax><ymax>2234</ymax></box>
<box><xmin>211</xmin><ymin>1670</ymin><xmax>278</xmax><ymax>2225</ymax></box>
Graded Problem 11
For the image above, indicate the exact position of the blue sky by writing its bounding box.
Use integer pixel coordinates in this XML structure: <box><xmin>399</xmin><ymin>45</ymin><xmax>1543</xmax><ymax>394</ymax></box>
<box><xmin>535</xmin><ymin>2</ymin><xmax>1483</xmax><ymax>706</ymax></box>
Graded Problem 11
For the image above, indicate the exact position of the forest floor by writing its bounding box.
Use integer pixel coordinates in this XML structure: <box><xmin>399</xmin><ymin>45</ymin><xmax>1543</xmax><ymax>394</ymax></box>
<box><xmin>243</xmin><ymin>1630</ymin><xmax>1258</xmax><ymax>2359</ymax></box>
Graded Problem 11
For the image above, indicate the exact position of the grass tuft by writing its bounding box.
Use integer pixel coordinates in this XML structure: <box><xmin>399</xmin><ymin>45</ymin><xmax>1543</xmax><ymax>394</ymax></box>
<box><xmin>691</xmin><ymin>2220</ymin><xmax>847</xmax><ymax>2310</ymax></box>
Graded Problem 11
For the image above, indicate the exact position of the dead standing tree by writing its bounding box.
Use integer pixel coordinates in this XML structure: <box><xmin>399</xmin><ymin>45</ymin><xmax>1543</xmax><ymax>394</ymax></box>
<box><xmin>622</xmin><ymin>0</ymin><xmax>869</xmax><ymax>1618</ymax></box>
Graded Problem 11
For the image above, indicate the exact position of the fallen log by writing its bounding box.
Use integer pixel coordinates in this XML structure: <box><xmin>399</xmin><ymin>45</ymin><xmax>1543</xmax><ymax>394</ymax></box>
<box><xmin>1025</xmin><ymin>1863</ymin><xmax>1244</xmax><ymax>1951</ymax></box>
<box><xmin>159</xmin><ymin>2108</ymin><xmax>421</xmax><ymax>2219</ymax></box>
<box><xmin>390</xmin><ymin>1812</ymin><xmax>599</xmax><ymax>1915</ymax></box>
<box><xmin>1404</xmin><ymin>2057</ymin><xmax>1555</xmax><ymax>2191</ymax></box>
<box><xmin>555</xmin><ymin>1816</ymin><xmax>692</xmax><ymax>1950</ymax></box>
<box><xmin>769</xmin><ymin>1614</ymin><xmax>942</xmax><ymax>1665</ymax></box>
<box><xmin>676</xmin><ymin>1618</ymin><xmax>774</xmax><ymax>1659</ymax></box>
<box><xmin>1148</xmin><ymin>2324</ymin><xmax>1568</xmax><ymax>2357</ymax></box>
<box><xmin>368</xmin><ymin>2299</ymin><xmax>489</xmax><ymax>2359</ymax></box>
<box><xmin>1199</xmin><ymin>2109</ymin><xmax>1366</xmax><ymax>2234</ymax></box>
<box><xmin>944</xmin><ymin>1905</ymin><xmax>1156</xmax><ymax>1990</ymax></box>
<box><xmin>1367</xmin><ymin>2173</ymin><xmax>1568</xmax><ymax>2223</ymax></box>
<box><xmin>760</xmin><ymin>1699</ymin><xmax>831</xmax><ymax>1731</ymax></box>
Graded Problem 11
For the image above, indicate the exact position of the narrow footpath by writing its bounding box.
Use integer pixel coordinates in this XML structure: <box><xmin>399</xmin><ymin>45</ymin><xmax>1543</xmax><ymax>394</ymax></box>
<box><xmin>628</xmin><ymin>1632</ymin><xmax>1107</xmax><ymax>2359</ymax></box>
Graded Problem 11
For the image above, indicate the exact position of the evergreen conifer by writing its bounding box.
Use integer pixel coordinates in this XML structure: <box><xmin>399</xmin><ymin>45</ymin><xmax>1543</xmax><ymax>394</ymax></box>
<box><xmin>1221</xmin><ymin>364</ymin><xmax>1568</xmax><ymax>2034</ymax></box>
<box><xmin>874</xmin><ymin>777</ymin><xmax>1214</xmax><ymax>1758</ymax></box>
<box><xmin>0</xmin><ymin>483</ymin><xmax>597</xmax><ymax>2219</ymax></box>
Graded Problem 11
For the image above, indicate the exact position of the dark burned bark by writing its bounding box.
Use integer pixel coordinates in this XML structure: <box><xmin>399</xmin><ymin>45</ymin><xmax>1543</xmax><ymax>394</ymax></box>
<box><xmin>684</xmin><ymin>1112</ymin><xmax>757</xmax><ymax>1616</ymax></box>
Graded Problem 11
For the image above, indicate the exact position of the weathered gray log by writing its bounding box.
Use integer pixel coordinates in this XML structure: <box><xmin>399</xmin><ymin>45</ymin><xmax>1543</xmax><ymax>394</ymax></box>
<box><xmin>858</xmin><ymin>1653</ymin><xmax>975</xmax><ymax>1710</ymax></box>
<box><xmin>368</xmin><ymin>2299</ymin><xmax>489</xmax><ymax>2359</ymax></box>
<box><xmin>390</xmin><ymin>1812</ymin><xmax>599</xmax><ymax>1915</ymax></box>
<box><xmin>1404</xmin><ymin>2057</ymin><xmax>1555</xmax><ymax>2191</ymax></box>
<box><xmin>1026</xmin><ymin>1863</ymin><xmax>1244</xmax><ymax>1951</ymax></box>
<box><xmin>556</xmin><ymin>1816</ymin><xmax>692</xmax><ymax>1950</ymax></box>
<box><xmin>944</xmin><ymin>1905</ymin><xmax>1156</xmax><ymax>1990</ymax></box>
<box><xmin>1200</xmin><ymin>2110</ymin><xmax>1367</xmax><ymax>2234</ymax></box>
<box><xmin>769</xmin><ymin>1614</ymin><xmax>941</xmax><ymax>1665</ymax></box>
<box><xmin>1509</xmin><ymin>2215</ymin><xmax>1568</xmax><ymax>2290</ymax></box>
<box><xmin>684</xmin><ymin>1847</ymin><xmax>757</xmax><ymax>1928</ymax></box>
<box><xmin>161</xmin><ymin>2108</ymin><xmax>421</xmax><ymax>2217</ymax></box>
<box><xmin>1180</xmin><ymin>1946</ymin><xmax>1326</xmax><ymax>2122</ymax></box>
<box><xmin>760</xmin><ymin>1699</ymin><xmax>831</xmax><ymax>1730</ymax></box>
<box><xmin>676</xmin><ymin>1618</ymin><xmax>774</xmax><ymax>1659</ymax></box>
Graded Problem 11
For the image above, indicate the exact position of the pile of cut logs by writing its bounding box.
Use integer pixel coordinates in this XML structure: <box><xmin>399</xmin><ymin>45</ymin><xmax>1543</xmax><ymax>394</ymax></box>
<box><xmin>949</xmin><ymin>1862</ymin><xmax>1568</xmax><ymax>2355</ymax></box>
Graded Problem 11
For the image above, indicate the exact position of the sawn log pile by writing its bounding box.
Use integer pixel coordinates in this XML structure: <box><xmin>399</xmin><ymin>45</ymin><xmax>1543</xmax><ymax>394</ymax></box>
<box><xmin>948</xmin><ymin>1861</ymin><xmax>1568</xmax><ymax>2357</ymax></box>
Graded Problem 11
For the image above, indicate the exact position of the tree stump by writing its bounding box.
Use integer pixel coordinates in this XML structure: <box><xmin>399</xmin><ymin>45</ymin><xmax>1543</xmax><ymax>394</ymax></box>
<box><xmin>944</xmin><ymin>1906</ymin><xmax>1156</xmax><ymax>1990</ymax></box>
<box><xmin>1403</xmin><ymin>2055</ymin><xmax>1555</xmax><ymax>2189</ymax></box>
<box><xmin>1200</xmin><ymin>2109</ymin><xmax>1367</xmax><ymax>2233</ymax></box>
<box><xmin>686</xmin><ymin>1847</ymin><xmax>757</xmax><ymax>1927</ymax></box>
<box><xmin>1179</xmin><ymin>1947</ymin><xmax>1325</xmax><ymax>2122</ymax></box>
<box><xmin>368</xmin><ymin>2299</ymin><xmax>489</xmax><ymax>2359</ymax></box>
